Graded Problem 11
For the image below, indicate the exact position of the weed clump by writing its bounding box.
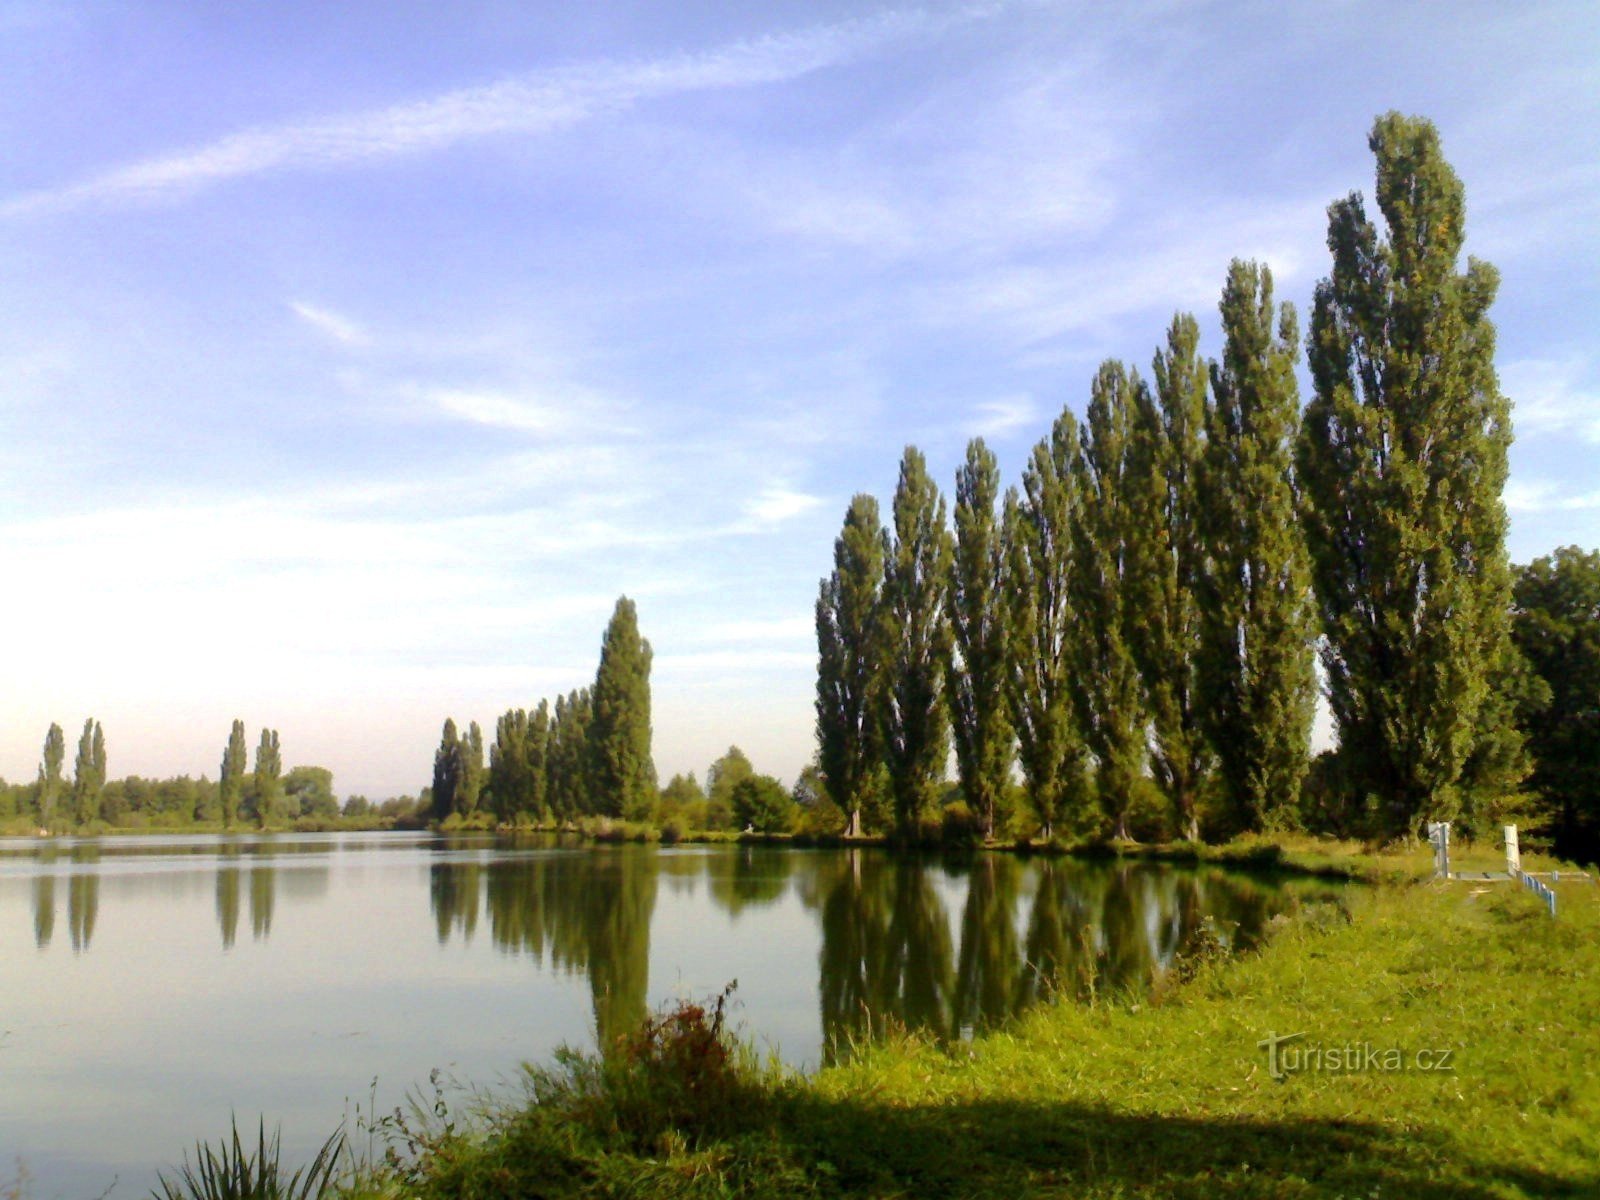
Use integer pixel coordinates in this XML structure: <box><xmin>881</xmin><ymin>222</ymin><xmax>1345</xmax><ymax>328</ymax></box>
<box><xmin>151</xmin><ymin>1118</ymin><xmax>343</xmax><ymax>1200</ymax></box>
<box><xmin>532</xmin><ymin>983</ymin><xmax>773</xmax><ymax>1153</ymax></box>
<box><xmin>381</xmin><ymin>984</ymin><xmax>806</xmax><ymax>1198</ymax></box>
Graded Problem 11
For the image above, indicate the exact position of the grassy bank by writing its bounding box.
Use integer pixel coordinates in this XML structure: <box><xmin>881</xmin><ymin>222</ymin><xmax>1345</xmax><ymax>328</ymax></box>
<box><xmin>335</xmin><ymin>844</ymin><xmax>1597</xmax><ymax>1199</ymax></box>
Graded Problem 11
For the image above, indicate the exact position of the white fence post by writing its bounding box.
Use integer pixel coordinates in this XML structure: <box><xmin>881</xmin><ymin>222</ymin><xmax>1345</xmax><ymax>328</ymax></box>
<box><xmin>1428</xmin><ymin>822</ymin><xmax>1451</xmax><ymax>879</ymax></box>
<box><xmin>1504</xmin><ymin>824</ymin><xmax>1521</xmax><ymax>876</ymax></box>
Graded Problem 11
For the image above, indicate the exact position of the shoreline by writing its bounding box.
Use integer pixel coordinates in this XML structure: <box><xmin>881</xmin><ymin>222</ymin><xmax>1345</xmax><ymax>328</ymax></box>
<box><xmin>327</xmin><ymin>843</ymin><xmax>1597</xmax><ymax>1199</ymax></box>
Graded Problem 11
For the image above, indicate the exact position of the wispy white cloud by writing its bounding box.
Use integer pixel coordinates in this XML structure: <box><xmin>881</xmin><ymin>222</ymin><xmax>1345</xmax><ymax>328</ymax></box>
<box><xmin>1504</xmin><ymin>356</ymin><xmax>1600</xmax><ymax>444</ymax></box>
<box><xmin>1505</xmin><ymin>478</ymin><xmax>1600</xmax><ymax>515</ymax></box>
<box><xmin>1505</xmin><ymin>479</ymin><xmax>1557</xmax><ymax>514</ymax></box>
<box><xmin>639</xmin><ymin>51</ymin><xmax>1132</xmax><ymax>262</ymax></box>
<box><xmin>969</xmin><ymin>394</ymin><xmax>1037</xmax><ymax>439</ymax></box>
<box><xmin>290</xmin><ymin>300</ymin><xmax>370</xmax><ymax>346</ymax></box>
<box><xmin>2</xmin><ymin>6</ymin><xmax>997</xmax><ymax>217</ymax></box>
<box><xmin>916</xmin><ymin>194</ymin><xmax>1325</xmax><ymax>348</ymax></box>
<box><xmin>433</xmin><ymin>388</ymin><xmax>566</xmax><ymax>434</ymax></box>
<box><xmin>743</xmin><ymin>485</ymin><xmax>824</xmax><ymax>526</ymax></box>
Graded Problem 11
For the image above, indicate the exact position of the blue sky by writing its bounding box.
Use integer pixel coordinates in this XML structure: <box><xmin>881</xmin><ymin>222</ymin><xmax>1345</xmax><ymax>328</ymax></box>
<box><xmin>3</xmin><ymin>1</ymin><xmax>1597</xmax><ymax>799</ymax></box>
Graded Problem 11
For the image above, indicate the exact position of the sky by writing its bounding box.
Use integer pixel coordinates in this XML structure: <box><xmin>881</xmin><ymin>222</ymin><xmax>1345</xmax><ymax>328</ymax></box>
<box><xmin>2</xmin><ymin>0</ymin><xmax>1597</xmax><ymax>800</ymax></box>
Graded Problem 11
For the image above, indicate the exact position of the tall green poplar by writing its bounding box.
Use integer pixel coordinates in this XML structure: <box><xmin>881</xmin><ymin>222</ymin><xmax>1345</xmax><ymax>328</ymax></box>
<box><xmin>71</xmin><ymin>719</ymin><xmax>105</xmax><ymax>826</ymax></box>
<box><xmin>431</xmin><ymin>718</ymin><xmax>461</xmax><ymax>823</ymax></box>
<box><xmin>879</xmin><ymin>447</ymin><xmax>954</xmax><ymax>838</ymax></box>
<box><xmin>1200</xmin><ymin>260</ymin><xmax>1316</xmax><ymax>831</ymax></box>
<box><xmin>1069</xmin><ymin>364</ymin><xmax>1148</xmax><ymax>839</ymax></box>
<box><xmin>36</xmin><ymin>722</ymin><xmax>65</xmax><ymax>827</ymax></box>
<box><xmin>219</xmin><ymin>719</ymin><xmax>248</xmax><ymax>829</ymax></box>
<box><xmin>816</xmin><ymin>494</ymin><xmax>889</xmax><ymax>837</ymax></box>
<box><xmin>1125</xmin><ymin>316</ymin><xmax>1213</xmax><ymax>840</ymax></box>
<box><xmin>548</xmin><ymin>688</ymin><xmax>594</xmax><ymax>818</ymax></box>
<box><xmin>1003</xmin><ymin>409</ymin><xmax>1092</xmax><ymax>839</ymax></box>
<box><xmin>91</xmin><ymin>723</ymin><xmax>106</xmax><ymax>819</ymax></box>
<box><xmin>590</xmin><ymin>597</ymin><xmax>655</xmax><ymax>821</ymax></box>
<box><xmin>1299</xmin><ymin>113</ymin><xmax>1521</xmax><ymax>837</ymax></box>
<box><xmin>490</xmin><ymin>701</ymin><xmax>550</xmax><ymax>821</ymax></box>
<box><xmin>946</xmin><ymin>438</ymin><xmax>1013</xmax><ymax>839</ymax></box>
<box><xmin>545</xmin><ymin>698</ymin><xmax>570</xmax><ymax>820</ymax></box>
<box><xmin>254</xmin><ymin>728</ymin><xmax>282</xmax><ymax>828</ymax></box>
<box><xmin>526</xmin><ymin>700</ymin><xmax>551</xmax><ymax>817</ymax></box>
<box><xmin>460</xmin><ymin>721</ymin><xmax>485</xmax><ymax>815</ymax></box>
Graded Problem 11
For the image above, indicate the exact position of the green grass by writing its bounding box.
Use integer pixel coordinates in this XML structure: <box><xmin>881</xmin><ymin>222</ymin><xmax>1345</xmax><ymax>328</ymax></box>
<box><xmin>343</xmin><ymin>852</ymin><xmax>1599</xmax><ymax>1199</ymax></box>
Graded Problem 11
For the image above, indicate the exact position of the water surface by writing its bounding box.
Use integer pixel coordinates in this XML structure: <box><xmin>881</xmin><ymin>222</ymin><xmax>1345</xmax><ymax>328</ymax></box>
<box><xmin>0</xmin><ymin>832</ymin><xmax>1338</xmax><ymax>1198</ymax></box>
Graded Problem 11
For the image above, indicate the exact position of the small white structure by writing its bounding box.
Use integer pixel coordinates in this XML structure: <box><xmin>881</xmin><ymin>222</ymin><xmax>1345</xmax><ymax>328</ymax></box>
<box><xmin>1427</xmin><ymin>821</ymin><xmax>1451</xmax><ymax>879</ymax></box>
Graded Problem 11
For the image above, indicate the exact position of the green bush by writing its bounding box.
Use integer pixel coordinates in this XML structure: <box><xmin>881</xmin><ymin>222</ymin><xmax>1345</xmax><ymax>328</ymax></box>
<box><xmin>940</xmin><ymin>800</ymin><xmax>984</xmax><ymax>844</ymax></box>
<box><xmin>731</xmin><ymin>775</ymin><xmax>795</xmax><ymax>834</ymax></box>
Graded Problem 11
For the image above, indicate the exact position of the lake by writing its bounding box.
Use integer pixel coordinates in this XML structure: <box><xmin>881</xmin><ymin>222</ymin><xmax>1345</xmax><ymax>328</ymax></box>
<box><xmin>0</xmin><ymin>832</ymin><xmax>1339</xmax><ymax>1198</ymax></box>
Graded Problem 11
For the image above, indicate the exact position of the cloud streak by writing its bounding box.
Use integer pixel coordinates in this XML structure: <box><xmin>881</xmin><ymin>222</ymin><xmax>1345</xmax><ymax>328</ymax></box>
<box><xmin>2</xmin><ymin>5</ymin><xmax>992</xmax><ymax>217</ymax></box>
<box><xmin>290</xmin><ymin>301</ymin><xmax>369</xmax><ymax>346</ymax></box>
<box><xmin>1505</xmin><ymin>356</ymin><xmax>1600</xmax><ymax>445</ymax></box>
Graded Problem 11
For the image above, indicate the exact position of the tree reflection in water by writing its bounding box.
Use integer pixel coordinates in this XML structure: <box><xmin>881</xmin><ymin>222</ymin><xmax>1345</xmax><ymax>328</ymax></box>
<box><xmin>422</xmin><ymin>841</ymin><xmax>1340</xmax><ymax>1066</ymax></box>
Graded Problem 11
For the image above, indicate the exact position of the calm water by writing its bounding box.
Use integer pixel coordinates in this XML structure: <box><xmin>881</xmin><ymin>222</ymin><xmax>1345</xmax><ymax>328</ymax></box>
<box><xmin>1</xmin><ymin>833</ymin><xmax>1339</xmax><ymax>1198</ymax></box>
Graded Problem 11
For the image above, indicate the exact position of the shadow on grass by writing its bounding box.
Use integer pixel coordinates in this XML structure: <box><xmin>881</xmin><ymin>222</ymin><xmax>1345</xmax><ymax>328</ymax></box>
<box><xmin>422</xmin><ymin>1088</ymin><xmax>1592</xmax><ymax>1199</ymax></box>
<box><xmin>770</xmin><ymin>1092</ymin><xmax>1590</xmax><ymax>1199</ymax></box>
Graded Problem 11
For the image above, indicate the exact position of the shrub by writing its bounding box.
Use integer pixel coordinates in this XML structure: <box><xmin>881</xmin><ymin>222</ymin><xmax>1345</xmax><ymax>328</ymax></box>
<box><xmin>730</xmin><ymin>775</ymin><xmax>795</xmax><ymax>834</ymax></box>
<box><xmin>940</xmin><ymin>800</ymin><xmax>984</xmax><ymax>844</ymax></box>
<box><xmin>521</xmin><ymin>984</ymin><xmax>774</xmax><ymax>1154</ymax></box>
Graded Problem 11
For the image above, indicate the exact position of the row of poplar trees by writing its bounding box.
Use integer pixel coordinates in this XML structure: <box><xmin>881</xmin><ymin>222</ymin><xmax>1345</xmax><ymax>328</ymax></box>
<box><xmin>430</xmin><ymin>596</ymin><xmax>656</xmax><ymax>824</ymax></box>
<box><xmin>216</xmin><ymin>719</ymin><xmax>283</xmax><ymax>828</ymax></box>
<box><xmin>816</xmin><ymin>113</ymin><xmax>1524</xmax><ymax>844</ymax></box>
<box><xmin>30</xmin><ymin>719</ymin><xmax>106</xmax><ymax>827</ymax></box>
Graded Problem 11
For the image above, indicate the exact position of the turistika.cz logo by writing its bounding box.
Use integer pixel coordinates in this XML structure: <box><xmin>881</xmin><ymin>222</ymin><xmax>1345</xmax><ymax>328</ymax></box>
<box><xmin>1257</xmin><ymin>1031</ymin><xmax>1456</xmax><ymax>1082</ymax></box>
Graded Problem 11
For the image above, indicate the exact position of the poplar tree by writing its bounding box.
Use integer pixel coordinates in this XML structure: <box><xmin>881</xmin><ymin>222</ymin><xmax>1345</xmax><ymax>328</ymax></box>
<box><xmin>1299</xmin><ymin>113</ymin><xmax>1521</xmax><ymax>837</ymax></box>
<box><xmin>71</xmin><ymin>719</ymin><xmax>105</xmax><ymax>826</ymax></box>
<box><xmin>254</xmin><ymin>728</ymin><xmax>282</xmax><ymax>828</ymax></box>
<box><xmin>1125</xmin><ymin>317</ymin><xmax>1213</xmax><ymax>840</ymax></box>
<box><xmin>91</xmin><ymin>723</ymin><xmax>106</xmax><ymax>818</ymax></box>
<box><xmin>219</xmin><ymin>719</ymin><xmax>248</xmax><ymax>829</ymax></box>
<box><xmin>1200</xmin><ymin>260</ymin><xmax>1316</xmax><ymax>831</ymax></box>
<box><xmin>547</xmin><ymin>688</ymin><xmax>594</xmax><ymax>819</ymax></box>
<box><xmin>546</xmin><ymin>695</ymin><xmax>572</xmax><ymax>820</ymax></box>
<box><xmin>490</xmin><ymin>701</ymin><xmax>550</xmax><ymax>822</ymax></box>
<box><xmin>590</xmin><ymin>597</ymin><xmax>655</xmax><ymax>821</ymax></box>
<box><xmin>545</xmin><ymin>698</ymin><xmax>568</xmax><ymax>820</ymax></box>
<box><xmin>489</xmin><ymin>708</ymin><xmax>528</xmax><ymax>821</ymax></box>
<box><xmin>37</xmin><ymin>722</ymin><xmax>65</xmax><ymax>828</ymax></box>
<box><xmin>431</xmin><ymin>718</ymin><xmax>461</xmax><ymax>822</ymax></box>
<box><xmin>946</xmin><ymin>438</ymin><xmax>1013</xmax><ymax>839</ymax></box>
<box><xmin>1069</xmin><ymin>364</ymin><xmax>1148</xmax><ymax>839</ymax></box>
<box><xmin>1003</xmin><ymin>410</ymin><xmax>1091</xmax><ymax>839</ymax></box>
<box><xmin>815</xmin><ymin>494</ymin><xmax>889</xmax><ymax>837</ymax></box>
<box><xmin>461</xmin><ymin>721</ymin><xmax>485</xmax><ymax>815</ymax></box>
<box><xmin>879</xmin><ymin>446</ymin><xmax>954</xmax><ymax>838</ymax></box>
<box><xmin>526</xmin><ymin>700</ymin><xmax>551</xmax><ymax>819</ymax></box>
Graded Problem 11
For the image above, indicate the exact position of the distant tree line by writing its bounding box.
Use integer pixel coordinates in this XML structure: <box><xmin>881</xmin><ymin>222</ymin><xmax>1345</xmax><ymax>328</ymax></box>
<box><xmin>2</xmin><ymin>718</ymin><xmax>420</xmax><ymax>833</ymax></box>
<box><xmin>816</xmin><ymin>112</ymin><xmax>1596</xmax><ymax>859</ymax></box>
